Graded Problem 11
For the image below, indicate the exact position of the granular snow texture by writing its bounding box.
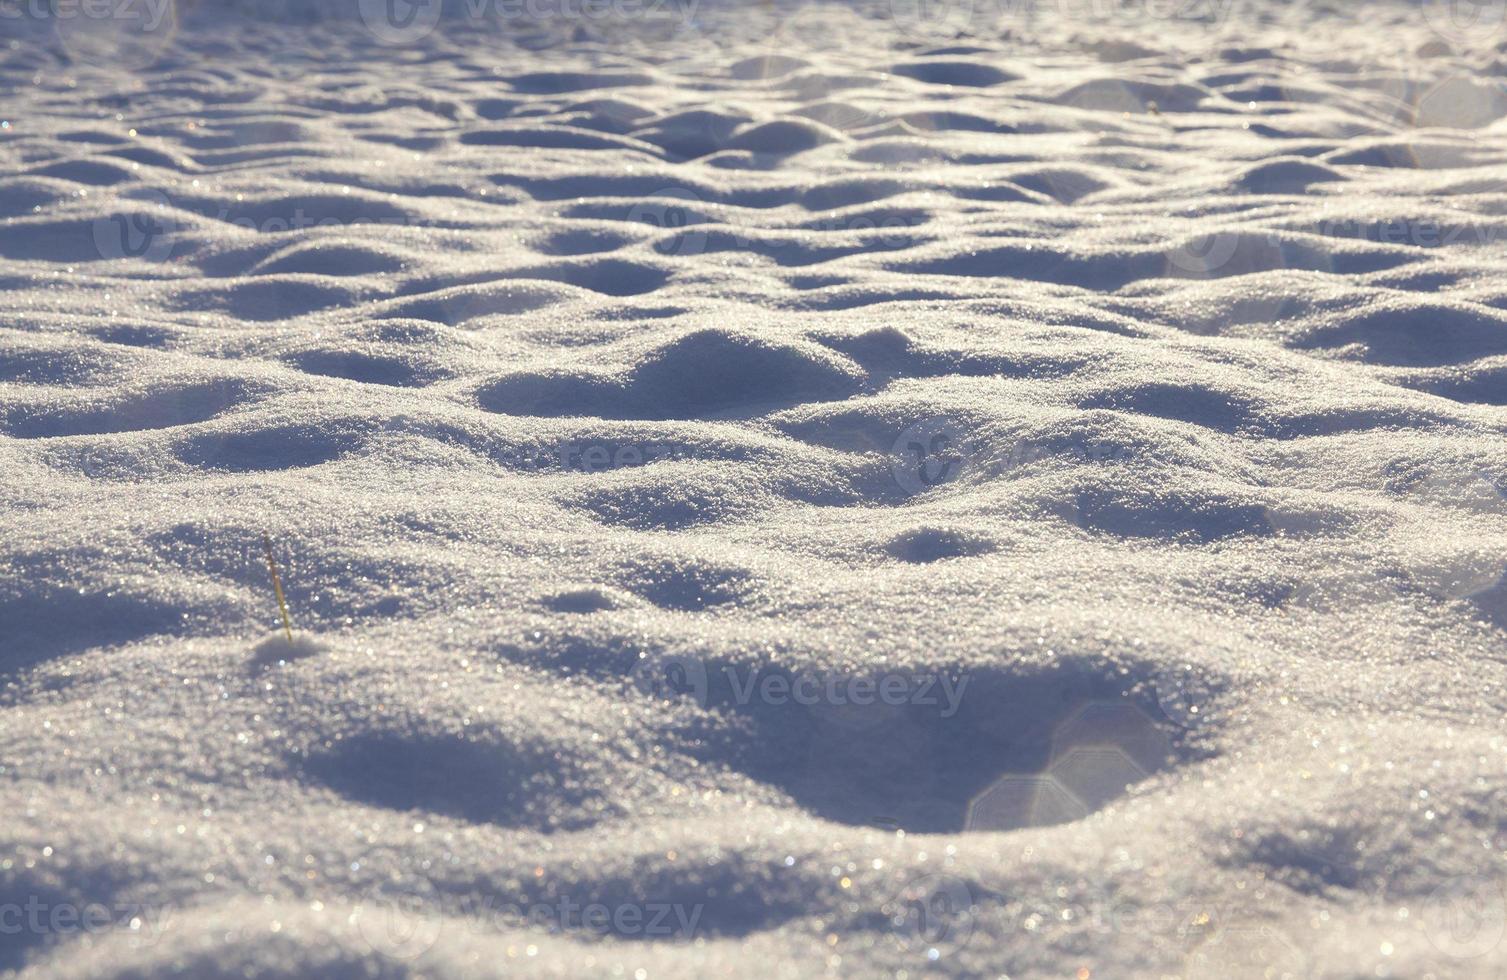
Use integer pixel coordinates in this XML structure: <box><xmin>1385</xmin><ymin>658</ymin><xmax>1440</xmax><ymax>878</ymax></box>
<box><xmin>3</xmin><ymin>1</ymin><xmax>1507</xmax><ymax>977</ymax></box>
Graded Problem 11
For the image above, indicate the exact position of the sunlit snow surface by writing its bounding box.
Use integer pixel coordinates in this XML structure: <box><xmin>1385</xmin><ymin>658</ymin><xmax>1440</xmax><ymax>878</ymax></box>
<box><xmin>3</xmin><ymin>0</ymin><xmax>1507</xmax><ymax>976</ymax></box>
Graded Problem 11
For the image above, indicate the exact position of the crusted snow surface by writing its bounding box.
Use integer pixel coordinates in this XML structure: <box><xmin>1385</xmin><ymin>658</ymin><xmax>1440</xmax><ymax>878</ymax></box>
<box><xmin>3</xmin><ymin>1</ymin><xmax>1507</xmax><ymax>977</ymax></box>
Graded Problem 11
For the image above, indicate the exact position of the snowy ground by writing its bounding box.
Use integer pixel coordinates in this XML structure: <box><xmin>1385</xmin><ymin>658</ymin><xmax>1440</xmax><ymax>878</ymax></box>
<box><xmin>4</xmin><ymin>0</ymin><xmax>1507</xmax><ymax>976</ymax></box>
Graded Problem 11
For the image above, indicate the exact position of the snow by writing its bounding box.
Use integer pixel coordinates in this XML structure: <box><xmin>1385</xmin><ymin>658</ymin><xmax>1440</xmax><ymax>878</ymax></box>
<box><xmin>3</xmin><ymin>0</ymin><xmax>1507</xmax><ymax>977</ymax></box>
